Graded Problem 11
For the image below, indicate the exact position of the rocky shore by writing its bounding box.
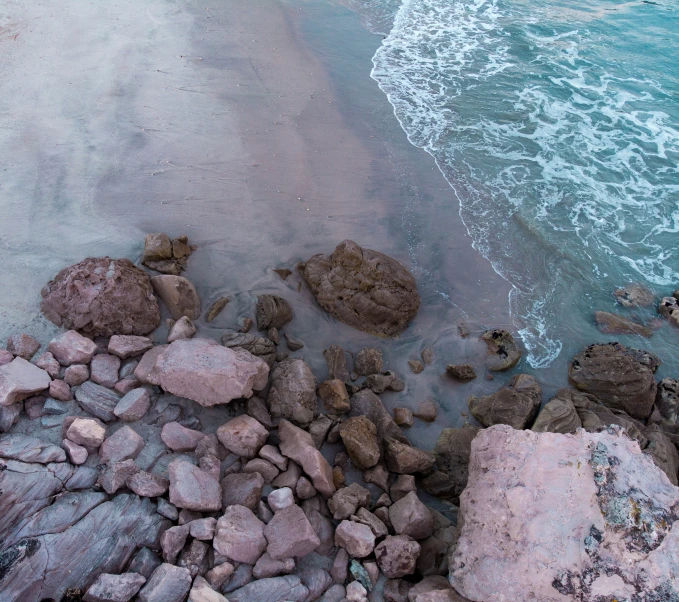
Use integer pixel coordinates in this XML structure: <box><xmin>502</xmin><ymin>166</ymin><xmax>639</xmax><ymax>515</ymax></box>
<box><xmin>0</xmin><ymin>236</ymin><xmax>678</xmax><ymax>602</ymax></box>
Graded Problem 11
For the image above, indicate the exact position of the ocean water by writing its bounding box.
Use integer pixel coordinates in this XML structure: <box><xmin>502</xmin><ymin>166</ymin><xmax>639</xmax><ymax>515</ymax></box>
<box><xmin>349</xmin><ymin>0</ymin><xmax>679</xmax><ymax>368</ymax></box>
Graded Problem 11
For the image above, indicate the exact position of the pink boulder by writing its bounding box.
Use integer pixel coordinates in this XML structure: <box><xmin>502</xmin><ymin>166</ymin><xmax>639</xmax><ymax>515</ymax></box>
<box><xmin>214</xmin><ymin>505</ymin><xmax>267</xmax><ymax>564</ymax></box>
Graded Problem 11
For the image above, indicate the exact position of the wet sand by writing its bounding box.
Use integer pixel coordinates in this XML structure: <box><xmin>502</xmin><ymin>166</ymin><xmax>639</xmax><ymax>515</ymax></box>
<box><xmin>0</xmin><ymin>0</ymin><xmax>546</xmax><ymax>449</ymax></box>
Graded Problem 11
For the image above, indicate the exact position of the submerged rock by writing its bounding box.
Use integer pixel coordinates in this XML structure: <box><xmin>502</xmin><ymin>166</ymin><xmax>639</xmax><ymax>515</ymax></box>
<box><xmin>151</xmin><ymin>275</ymin><xmax>201</xmax><ymax>320</ymax></box>
<box><xmin>594</xmin><ymin>311</ymin><xmax>652</xmax><ymax>337</ymax></box>
<box><xmin>300</xmin><ymin>240</ymin><xmax>420</xmax><ymax>337</ymax></box>
<box><xmin>614</xmin><ymin>284</ymin><xmax>655</xmax><ymax>308</ymax></box>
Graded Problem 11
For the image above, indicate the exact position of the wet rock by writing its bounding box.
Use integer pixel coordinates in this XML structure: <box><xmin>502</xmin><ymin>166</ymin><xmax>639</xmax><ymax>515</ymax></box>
<box><xmin>167</xmin><ymin>316</ymin><xmax>197</xmax><ymax>343</ymax></box>
<box><xmin>614</xmin><ymin>284</ymin><xmax>655</xmax><ymax>308</ymax></box>
<box><xmin>221</xmin><ymin>472</ymin><xmax>264</xmax><ymax>511</ymax></box>
<box><xmin>335</xmin><ymin>520</ymin><xmax>375</xmax><ymax>558</ymax></box>
<box><xmin>206</xmin><ymin>296</ymin><xmax>230</xmax><ymax>323</ymax></box>
<box><xmin>278</xmin><ymin>419</ymin><xmax>335</xmax><ymax>497</ymax></box>
<box><xmin>285</xmin><ymin>332</ymin><xmax>304</xmax><ymax>351</ymax></box>
<box><xmin>0</xmin><ymin>357</ymin><xmax>51</xmax><ymax>406</ymax></box>
<box><xmin>265</xmin><ymin>504</ymin><xmax>321</xmax><ymax>558</ymax></box>
<box><xmin>99</xmin><ymin>459</ymin><xmax>140</xmax><ymax>494</ymax></box>
<box><xmin>169</xmin><ymin>460</ymin><xmax>221</xmax><ymax>511</ymax></box>
<box><xmin>214</xmin><ymin>504</ymin><xmax>267</xmax><ymax>564</ymax></box>
<box><xmin>64</xmin><ymin>364</ymin><xmax>90</xmax><ymax>386</ymax></box>
<box><xmin>41</xmin><ymin>257</ymin><xmax>161</xmax><ymax>337</ymax></box>
<box><xmin>100</xmin><ymin>425</ymin><xmax>144</xmax><ymax>464</ymax></box>
<box><xmin>445</xmin><ymin>365</ymin><xmax>476</xmax><ymax>381</ymax></box>
<box><xmin>256</xmin><ymin>294</ymin><xmax>294</xmax><ymax>330</ymax></box>
<box><xmin>127</xmin><ymin>548</ymin><xmax>162</xmax><ymax>579</ymax></box>
<box><xmin>324</xmin><ymin>345</ymin><xmax>350</xmax><ymax>382</ymax></box>
<box><xmin>389</xmin><ymin>492</ymin><xmax>435</xmax><ymax>541</ymax></box>
<box><xmin>595</xmin><ymin>311</ymin><xmax>652</xmax><ymax>337</ymax></box>
<box><xmin>228</xmin><ymin>575</ymin><xmax>309</xmax><ymax>602</ymax></box>
<box><xmin>394</xmin><ymin>408</ymin><xmax>414</xmax><ymax>427</ymax></box>
<box><xmin>349</xmin><ymin>389</ymin><xmax>408</xmax><ymax>446</ymax></box>
<box><xmin>75</xmin><ymin>381</ymin><xmax>121</xmax><ymax>422</ymax></box>
<box><xmin>449</xmin><ymin>424</ymin><xmax>679</xmax><ymax>602</ymax></box>
<box><xmin>480</xmin><ymin>329</ymin><xmax>521</xmax><ymax>371</ymax></box>
<box><xmin>532</xmin><ymin>392</ymin><xmax>582</xmax><ymax>433</ymax></box>
<box><xmin>151</xmin><ymin>275</ymin><xmax>201</xmax><ymax>320</ymax></box>
<box><xmin>658</xmin><ymin>296</ymin><xmax>679</xmax><ymax>327</ymax></box>
<box><xmin>0</xmin><ymin>433</ymin><xmax>66</xmax><ymax>463</ymax></box>
<box><xmin>66</xmin><ymin>417</ymin><xmax>106</xmax><ymax>448</ymax></box>
<box><xmin>267</xmin><ymin>358</ymin><xmax>318</xmax><ymax>427</ymax></box>
<box><xmin>161</xmin><ymin>421</ymin><xmax>205</xmax><ymax>452</ymax></box>
<box><xmin>221</xmin><ymin>330</ymin><xmax>277</xmax><ymax>367</ymax></box>
<box><xmin>161</xmin><ymin>524</ymin><xmax>190</xmax><ymax>563</ymax></box>
<box><xmin>355</xmin><ymin>348</ymin><xmax>384</xmax><ymax>376</ymax></box>
<box><xmin>188</xmin><ymin>576</ymin><xmax>228</xmax><ymax>602</ymax></box>
<box><xmin>91</xmin><ymin>354</ymin><xmax>122</xmax><ymax>388</ymax></box>
<box><xmin>468</xmin><ymin>374</ymin><xmax>542</xmax><ymax>429</ymax></box>
<box><xmin>63</xmin><ymin>439</ymin><xmax>88</xmax><ymax>464</ymax></box>
<box><xmin>414</xmin><ymin>399</ymin><xmax>437</xmax><ymax>422</ymax></box>
<box><xmin>319</xmin><ymin>379</ymin><xmax>351</xmax><ymax>414</ymax></box>
<box><xmin>568</xmin><ymin>342</ymin><xmax>658</xmax><ymax>419</ymax></box>
<box><xmin>83</xmin><ymin>572</ymin><xmax>146</xmax><ymax>602</ymax></box>
<box><xmin>340</xmin><ymin>416</ymin><xmax>381</xmax><ymax>469</ymax></box>
<box><xmin>329</xmin><ymin>483</ymin><xmax>372</xmax><ymax>520</ymax></box>
<box><xmin>656</xmin><ymin>377</ymin><xmax>679</xmax><ymax>424</ymax></box>
<box><xmin>408</xmin><ymin>359</ymin><xmax>424</xmax><ymax>374</ymax></box>
<box><xmin>6</xmin><ymin>333</ymin><xmax>40</xmax><ymax>360</ymax></box>
<box><xmin>128</xmin><ymin>471</ymin><xmax>169</xmax><ymax>497</ymax></box>
<box><xmin>138</xmin><ymin>563</ymin><xmax>192</xmax><ymax>602</ymax></box>
<box><xmin>644</xmin><ymin>424</ymin><xmax>679</xmax><ymax>485</ymax></box>
<box><xmin>385</xmin><ymin>438</ymin><xmax>435</xmax><ymax>474</ymax></box>
<box><xmin>301</xmin><ymin>240</ymin><xmax>420</xmax><ymax>337</ymax></box>
<box><xmin>217</xmin><ymin>415</ymin><xmax>268</xmax><ymax>458</ymax></box>
<box><xmin>114</xmin><ymin>387</ymin><xmax>151</xmax><ymax>421</ymax></box>
<box><xmin>366</xmin><ymin>370</ymin><xmax>406</xmax><ymax>394</ymax></box>
<box><xmin>375</xmin><ymin>536</ymin><xmax>421</xmax><ymax>578</ymax></box>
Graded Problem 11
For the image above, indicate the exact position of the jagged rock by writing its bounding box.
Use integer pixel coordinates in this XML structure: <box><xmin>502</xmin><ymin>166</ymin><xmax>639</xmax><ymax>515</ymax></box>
<box><xmin>594</xmin><ymin>311</ymin><xmax>652</xmax><ymax>337</ymax></box>
<box><xmin>75</xmin><ymin>381</ymin><xmax>121</xmax><ymax>422</ymax></box>
<box><xmin>349</xmin><ymin>389</ymin><xmax>408</xmax><ymax>446</ymax></box>
<box><xmin>329</xmin><ymin>483</ymin><xmax>372</xmax><ymax>520</ymax></box>
<box><xmin>49</xmin><ymin>379</ymin><xmax>72</xmax><ymax>401</ymax></box>
<box><xmin>48</xmin><ymin>330</ymin><xmax>98</xmax><ymax>366</ymax></box>
<box><xmin>99</xmin><ymin>460</ymin><xmax>140</xmax><ymax>494</ymax></box>
<box><xmin>161</xmin><ymin>524</ymin><xmax>190</xmax><ymax>563</ymax></box>
<box><xmin>267</xmin><ymin>358</ymin><xmax>318</xmax><ymax>427</ymax></box>
<box><xmin>138</xmin><ymin>563</ymin><xmax>192</xmax><ymax>602</ymax></box>
<box><xmin>264</xmin><ymin>504</ymin><xmax>321</xmax><ymax>559</ymax></box>
<box><xmin>108</xmin><ymin>335</ymin><xmax>154</xmax><ymax>359</ymax></box>
<box><xmin>65</xmin><ymin>364</ymin><xmax>90</xmax><ymax>386</ymax></box>
<box><xmin>161</xmin><ymin>421</ymin><xmax>205</xmax><ymax>452</ymax></box>
<box><xmin>228</xmin><ymin>575</ymin><xmax>309</xmax><ymax>602</ymax></box>
<box><xmin>300</xmin><ymin>240</ymin><xmax>420</xmax><ymax>337</ymax></box>
<box><xmin>303</xmin><ymin>504</ymin><xmax>336</xmax><ymax>556</ymax></box>
<box><xmin>375</xmin><ymin>535</ymin><xmax>421</xmax><ymax>578</ymax></box>
<box><xmin>389</xmin><ymin>492</ymin><xmax>435</xmax><ymax>541</ymax></box>
<box><xmin>417</xmin><ymin>526</ymin><xmax>459</xmax><ymax>577</ymax></box>
<box><xmin>168</xmin><ymin>460</ymin><xmax>221</xmax><ymax>511</ymax></box>
<box><xmin>144</xmin><ymin>338</ymin><xmax>269</xmax><ymax>406</ymax></box>
<box><xmin>390</xmin><ymin>475</ymin><xmax>416</xmax><ymax>503</ymax></box>
<box><xmin>324</xmin><ymin>345</ymin><xmax>350</xmax><ymax>382</ymax></box>
<box><xmin>114</xmin><ymin>388</ymin><xmax>151</xmax><ymax>421</ymax></box>
<box><xmin>384</xmin><ymin>438</ymin><xmax>435</xmax><ymax>474</ymax></box>
<box><xmin>569</xmin><ymin>343</ymin><xmax>658</xmax><ymax>419</ymax></box>
<box><xmin>0</xmin><ymin>433</ymin><xmax>66</xmax><ymax>463</ymax></box>
<box><xmin>268</xmin><ymin>487</ymin><xmax>295</xmax><ymax>513</ymax></box>
<box><xmin>127</xmin><ymin>548</ymin><xmax>162</xmax><ymax>579</ymax></box>
<box><xmin>189</xmin><ymin>517</ymin><xmax>217</xmax><ymax>541</ymax></box>
<box><xmin>296</xmin><ymin>476</ymin><xmax>316</xmax><ymax>499</ymax></box>
<box><xmin>340</xmin><ymin>416</ymin><xmax>381</xmax><ymax>469</ymax></box>
<box><xmin>217</xmin><ymin>415</ymin><xmax>268</xmax><ymax>458</ymax></box>
<box><xmin>247</xmin><ymin>396</ymin><xmax>275</xmax><ymax>428</ymax></box>
<box><xmin>449</xmin><ymin>424</ymin><xmax>679</xmax><ymax>601</ymax></box>
<box><xmin>214</xmin><ymin>505</ymin><xmax>267</xmax><ymax>564</ymax></box>
<box><xmin>364</xmin><ymin>464</ymin><xmax>390</xmax><ymax>492</ymax></box>
<box><xmin>221</xmin><ymin>562</ymin><xmax>254</xmax><ymax>594</ymax></box>
<box><xmin>177</xmin><ymin>539</ymin><xmax>209</xmax><ymax>577</ymax></box>
<box><xmin>62</xmin><ymin>439</ymin><xmax>87</xmax><ymax>464</ymax></box>
<box><xmin>659</xmin><ymin>296</ymin><xmax>679</xmax><ymax>327</ymax></box>
<box><xmin>309</xmin><ymin>415</ymin><xmax>334</xmax><ymax>448</ymax></box>
<box><xmin>614</xmin><ymin>284</ymin><xmax>655</xmax><ymax>308</ymax></box>
<box><xmin>188</xmin><ymin>576</ymin><xmax>228</xmax><ymax>602</ymax></box>
<box><xmin>128</xmin><ymin>471</ymin><xmax>169</xmax><ymax>497</ymax></box>
<box><xmin>656</xmin><ymin>377</ymin><xmax>679</xmax><ymax>424</ymax></box>
<box><xmin>298</xmin><ymin>567</ymin><xmax>333</xmax><ymax>601</ymax></box>
<box><xmin>480</xmin><ymin>329</ymin><xmax>521</xmax><ymax>371</ymax></box>
<box><xmin>221</xmin><ymin>472</ymin><xmax>264</xmax><ymax>511</ymax></box>
<box><xmin>6</xmin><ymin>333</ymin><xmax>40</xmax><ymax>360</ymax></box>
<box><xmin>468</xmin><ymin>374</ymin><xmax>542</xmax><ymax>429</ymax></box>
<box><xmin>83</xmin><ymin>572</ymin><xmax>146</xmax><ymax>602</ymax></box>
<box><xmin>256</xmin><ymin>294</ymin><xmax>294</xmax><ymax>330</ymax></box>
<box><xmin>335</xmin><ymin>520</ymin><xmax>375</xmax><ymax>558</ymax></box>
<box><xmin>352</xmin><ymin>507</ymin><xmax>389</xmax><ymax>538</ymax></box>
<box><xmin>355</xmin><ymin>348</ymin><xmax>384</xmax><ymax>376</ymax></box>
<box><xmin>100</xmin><ymin>425</ymin><xmax>144</xmax><ymax>464</ymax></box>
<box><xmin>66</xmin><ymin>417</ymin><xmax>106</xmax><ymax>448</ymax></box>
<box><xmin>259</xmin><ymin>444</ymin><xmax>288</xmax><ymax>471</ymax></box>
<box><xmin>318</xmin><ymin>379</ymin><xmax>351</xmax><ymax>414</ymax></box>
<box><xmin>221</xmin><ymin>330</ymin><xmax>277</xmax><ymax>367</ymax></box>
<box><xmin>36</xmin><ymin>352</ymin><xmax>60</xmax><ymax>378</ymax></box>
<box><xmin>142</xmin><ymin>233</ymin><xmax>173</xmax><ymax>263</ymax></box>
<box><xmin>532</xmin><ymin>392</ymin><xmax>582</xmax><ymax>433</ymax></box>
<box><xmin>0</xmin><ymin>358</ymin><xmax>51</xmax><ymax>406</ymax></box>
<box><xmin>41</xmin><ymin>257</ymin><xmax>160</xmax><ymax>337</ymax></box>
<box><xmin>204</xmin><ymin>561</ymin><xmax>234</xmax><ymax>590</ymax></box>
<box><xmin>151</xmin><ymin>275</ymin><xmax>201</xmax><ymax>320</ymax></box>
<box><xmin>346</xmin><ymin>580</ymin><xmax>368</xmax><ymax>601</ymax></box>
<box><xmin>366</xmin><ymin>370</ymin><xmax>406</xmax><ymax>394</ymax></box>
<box><xmin>167</xmin><ymin>316</ymin><xmax>196</xmax><ymax>343</ymax></box>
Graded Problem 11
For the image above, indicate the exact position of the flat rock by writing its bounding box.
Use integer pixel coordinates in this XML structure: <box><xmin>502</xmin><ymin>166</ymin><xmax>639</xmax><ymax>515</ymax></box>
<box><xmin>267</xmin><ymin>358</ymin><xmax>318</xmax><ymax>427</ymax></box>
<box><xmin>594</xmin><ymin>311</ymin><xmax>652</xmax><ymax>337</ymax></box>
<box><xmin>300</xmin><ymin>240</ymin><xmax>420</xmax><ymax>337</ymax></box>
<box><xmin>138</xmin><ymin>563</ymin><xmax>192</xmax><ymax>602</ymax></box>
<box><xmin>75</xmin><ymin>381</ymin><xmax>121</xmax><ymax>422</ymax></box>
<box><xmin>108</xmin><ymin>335</ymin><xmax>154</xmax><ymax>359</ymax></box>
<box><xmin>214</xmin><ymin>504</ymin><xmax>267</xmax><ymax>564</ymax></box>
<box><xmin>151</xmin><ymin>275</ymin><xmax>201</xmax><ymax>320</ymax></box>
<box><xmin>375</xmin><ymin>535</ymin><xmax>421</xmax><ymax>578</ymax></box>
<box><xmin>144</xmin><ymin>338</ymin><xmax>269</xmax><ymax>407</ymax></box>
<box><xmin>161</xmin><ymin>421</ymin><xmax>205</xmax><ymax>452</ymax></box>
<box><xmin>389</xmin><ymin>492</ymin><xmax>435</xmax><ymax>541</ymax></box>
<box><xmin>264</xmin><ymin>504</ymin><xmax>321</xmax><ymax>559</ymax></box>
<box><xmin>84</xmin><ymin>572</ymin><xmax>146</xmax><ymax>602</ymax></box>
<box><xmin>468</xmin><ymin>374</ymin><xmax>542</xmax><ymax>429</ymax></box>
<box><xmin>480</xmin><ymin>329</ymin><xmax>521</xmax><ymax>371</ymax></box>
<box><xmin>114</xmin><ymin>387</ymin><xmax>151</xmax><ymax>421</ymax></box>
<box><xmin>91</xmin><ymin>354</ymin><xmax>122</xmax><ymax>388</ymax></box>
<box><xmin>41</xmin><ymin>257</ymin><xmax>160</xmax><ymax>337</ymax></box>
<box><xmin>169</xmin><ymin>460</ymin><xmax>221</xmax><ymax>511</ymax></box>
<box><xmin>340</xmin><ymin>416</ymin><xmax>381</xmax><ymax>470</ymax></box>
<box><xmin>66</xmin><ymin>417</ymin><xmax>106</xmax><ymax>448</ymax></box>
<box><xmin>128</xmin><ymin>471</ymin><xmax>169</xmax><ymax>497</ymax></box>
<box><xmin>335</xmin><ymin>520</ymin><xmax>375</xmax><ymax>558</ymax></box>
<box><xmin>221</xmin><ymin>330</ymin><xmax>276</xmax><ymax>367</ymax></box>
<box><xmin>0</xmin><ymin>358</ymin><xmax>51</xmax><ymax>406</ymax></box>
<box><xmin>256</xmin><ymin>294</ymin><xmax>294</xmax><ymax>330</ymax></box>
<box><xmin>0</xmin><ymin>433</ymin><xmax>66</xmax><ymax>463</ymax></box>
<box><xmin>6</xmin><ymin>333</ymin><xmax>41</xmax><ymax>360</ymax></box>
<box><xmin>228</xmin><ymin>575</ymin><xmax>309</xmax><ymax>602</ymax></box>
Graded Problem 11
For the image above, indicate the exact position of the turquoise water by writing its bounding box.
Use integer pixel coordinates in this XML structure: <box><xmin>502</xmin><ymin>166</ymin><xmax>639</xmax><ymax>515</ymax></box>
<box><xmin>351</xmin><ymin>0</ymin><xmax>679</xmax><ymax>368</ymax></box>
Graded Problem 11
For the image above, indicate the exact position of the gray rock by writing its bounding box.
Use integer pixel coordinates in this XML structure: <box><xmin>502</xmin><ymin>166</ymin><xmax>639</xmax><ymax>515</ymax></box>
<box><xmin>75</xmin><ymin>381</ymin><xmax>121</xmax><ymax>422</ymax></box>
<box><xmin>298</xmin><ymin>566</ymin><xmax>334</xmax><ymax>601</ymax></box>
<box><xmin>228</xmin><ymin>575</ymin><xmax>309</xmax><ymax>602</ymax></box>
<box><xmin>0</xmin><ymin>433</ymin><xmax>66</xmax><ymax>463</ymax></box>
<box><xmin>468</xmin><ymin>374</ymin><xmax>542</xmax><ymax>429</ymax></box>
<box><xmin>127</xmin><ymin>547</ymin><xmax>162</xmax><ymax>579</ymax></box>
<box><xmin>84</xmin><ymin>572</ymin><xmax>146</xmax><ymax>602</ymax></box>
<box><xmin>267</xmin><ymin>358</ymin><xmax>318</xmax><ymax>427</ymax></box>
<box><xmin>138</xmin><ymin>563</ymin><xmax>192</xmax><ymax>602</ymax></box>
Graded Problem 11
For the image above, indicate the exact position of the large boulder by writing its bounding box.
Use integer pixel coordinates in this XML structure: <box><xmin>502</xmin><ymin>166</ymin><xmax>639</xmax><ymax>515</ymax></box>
<box><xmin>300</xmin><ymin>240</ymin><xmax>420</xmax><ymax>337</ymax></box>
<box><xmin>40</xmin><ymin>257</ymin><xmax>160</xmax><ymax>337</ymax></box>
<box><xmin>143</xmin><ymin>338</ymin><xmax>269</xmax><ymax>407</ymax></box>
<box><xmin>568</xmin><ymin>343</ymin><xmax>658</xmax><ymax>420</ymax></box>
<box><xmin>449</xmin><ymin>424</ymin><xmax>679</xmax><ymax>601</ymax></box>
<box><xmin>468</xmin><ymin>374</ymin><xmax>542</xmax><ymax>429</ymax></box>
<box><xmin>267</xmin><ymin>358</ymin><xmax>318</xmax><ymax>427</ymax></box>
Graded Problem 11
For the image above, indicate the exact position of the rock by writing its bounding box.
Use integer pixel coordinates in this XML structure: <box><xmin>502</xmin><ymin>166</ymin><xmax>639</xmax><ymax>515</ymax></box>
<box><xmin>324</xmin><ymin>345</ymin><xmax>351</xmax><ymax>382</ymax></box>
<box><xmin>364</xmin><ymin>464</ymin><xmax>390</xmax><ymax>492</ymax></box>
<box><xmin>390</xmin><ymin>475</ymin><xmax>416</xmax><ymax>502</ymax></box>
<box><xmin>267</xmin><ymin>358</ymin><xmax>318</xmax><ymax>427</ymax></box>
<box><xmin>531</xmin><ymin>392</ymin><xmax>582</xmax><ymax>433</ymax></box>
<box><xmin>331</xmin><ymin>548</ymin><xmax>350</xmax><ymax>584</ymax></box>
<box><xmin>659</xmin><ymin>296</ymin><xmax>679</xmax><ymax>327</ymax></box>
<box><xmin>114</xmin><ymin>387</ymin><xmax>151</xmax><ymax>421</ymax></box>
<box><xmin>100</xmin><ymin>426</ymin><xmax>144</xmax><ymax>464</ymax></box>
<box><xmin>256</xmin><ymin>294</ymin><xmax>294</xmax><ymax>330</ymax></box>
<box><xmin>413</xmin><ymin>399</ymin><xmax>437</xmax><ymax>422</ymax></box>
<box><xmin>614</xmin><ymin>284</ymin><xmax>655</xmax><ymax>308</ymax></box>
<box><xmin>259</xmin><ymin>444</ymin><xmax>288</xmax><ymax>470</ymax></box>
<box><xmin>268</xmin><ymin>327</ymin><xmax>281</xmax><ymax>345</ymax></box>
<box><xmin>108</xmin><ymin>335</ymin><xmax>154</xmax><ymax>359</ymax></box>
<box><xmin>265</xmin><ymin>504</ymin><xmax>321</xmax><ymax>558</ymax></box>
<box><xmin>309</xmin><ymin>415</ymin><xmax>334</xmax><ymax>448</ymax></box>
<box><xmin>214</xmin><ymin>504</ymin><xmax>267</xmax><ymax>564</ymax></box>
<box><xmin>75</xmin><ymin>381</ymin><xmax>121</xmax><ymax>422</ymax></box>
<box><xmin>394</xmin><ymin>408</ymin><xmax>414</xmax><ymax>427</ymax></box>
<box><xmin>128</xmin><ymin>548</ymin><xmax>162</xmax><ymax>579</ymax></box>
<box><xmin>205</xmin><ymin>561</ymin><xmax>235</xmax><ymax>590</ymax></box>
<box><xmin>568</xmin><ymin>342</ymin><xmax>658</xmax><ymax>419</ymax></box>
<box><xmin>349</xmin><ymin>389</ymin><xmax>408</xmax><ymax>446</ymax></box>
<box><xmin>407</xmin><ymin>577</ymin><xmax>454</xmax><ymax>602</ymax></box>
<box><xmin>0</xmin><ymin>433</ymin><xmax>66</xmax><ymax>463</ymax></box>
<box><xmin>329</xmin><ymin>483</ymin><xmax>372</xmax><ymax>520</ymax></box>
<box><xmin>147</xmin><ymin>338</ymin><xmax>269</xmax><ymax>406</ymax></box>
<box><xmin>169</xmin><ymin>460</ymin><xmax>221</xmax><ymax>511</ymax></box>
<box><xmin>301</xmin><ymin>240</ymin><xmax>420</xmax><ymax>337</ymax></box>
<box><xmin>346</xmin><ymin>580</ymin><xmax>368</xmax><ymax>601</ymax></box>
<box><xmin>99</xmin><ymin>460</ymin><xmax>140</xmax><ymax>494</ymax></box>
<box><xmin>221</xmin><ymin>330</ymin><xmax>277</xmax><ymax>368</ymax></box>
<box><xmin>375</xmin><ymin>536</ymin><xmax>421</xmax><ymax>578</ymax></box>
<box><xmin>178</xmin><ymin>539</ymin><xmax>209</xmax><ymax>578</ymax></box>
<box><xmin>335</xmin><ymin>520</ymin><xmax>376</xmax><ymax>558</ymax></box>
<box><xmin>36</xmin><ymin>352</ymin><xmax>60</xmax><ymax>378</ymax></box>
<box><xmin>409</xmin><ymin>359</ymin><xmax>424</xmax><ymax>374</ymax></box>
<box><xmin>142</xmin><ymin>233</ymin><xmax>173</xmax><ymax>263</ymax></box>
<box><xmin>268</xmin><ymin>487</ymin><xmax>295</xmax><ymax>512</ymax></box>
<box><xmin>138</xmin><ymin>563</ymin><xmax>192</xmax><ymax>602</ymax></box>
<box><xmin>244</xmin><ymin>458</ymin><xmax>279</xmax><ymax>483</ymax></box>
<box><xmin>66</xmin><ymin>417</ymin><xmax>106</xmax><ymax>448</ymax></box>
<box><xmin>468</xmin><ymin>374</ymin><xmax>542</xmax><ymax>429</ymax></box>
<box><xmin>273</xmin><ymin>461</ymin><xmax>302</xmax><ymax>488</ymax></box>
<box><xmin>91</xmin><ymin>354</ymin><xmax>122</xmax><ymax>388</ymax></box>
<box><xmin>188</xmin><ymin>576</ymin><xmax>228</xmax><ymax>602</ymax></box>
<box><xmin>217</xmin><ymin>415</ymin><xmax>268</xmax><ymax>458</ymax></box>
<box><xmin>278</xmin><ymin>419</ymin><xmax>335</xmax><ymax>497</ymax></box>
<box><xmin>656</xmin><ymin>377</ymin><xmax>679</xmax><ymax>424</ymax></box>
<box><xmin>417</xmin><ymin>526</ymin><xmax>459</xmax><ymax>577</ymax></box>
<box><xmin>0</xmin><ymin>401</ymin><xmax>21</xmax><ymax>432</ymax></box>
<box><xmin>340</xmin><ymin>416</ymin><xmax>381</xmax><ymax>469</ymax></box>
<box><xmin>161</xmin><ymin>421</ymin><xmax>205</xmax><ymax>452</ymax></box>
<box><xmin>189</xmin><ymin>517</ymin><xmax>217</xmax><ymax>541</ymax></box>
<box><xmin>385</xmin><ymin>438</ymin><xmax>435</xmax><ymax>474</ymax></box>
<box><xmin>161</xmin><ymin>524</ymin><xmax>190</xmax><ymax>563</ymax></box>
<box><xmin>24</xmin><ymin>395</ymin><xmax>45</xmax><ymax>419</ymax></box>
<box><xmin>42</xmin><ymin>257</ymin><xmax>160</xmax><ymax>337</ymax></box>
<box><xmin>64</xmin><ymin>364</ymin><xmax>90</xmax><ymax>385</ymax></box>
<box><xmin>389</xmin><ymin>492</ymin><xmax>435</xmax><ymax>540</ymax></box>
<box><xmin>228</xmin><ymin>575</ymin><xmax>309</xmax><ymax>602</ymax></box>
<box><xmin>594</xmin><ymin>311</ymin><xmax>652</xmax><ymax>337</ymax></box>
<box><xmin>246</xmin><ymin>395</ymin><xmax>275</xmax><ymax>428</ymax></box>
<box><xmin>285</xmin><ymin>332</ymin><xmax>304</xmax><ymax>351</ymax></box>
<box><xmin>384</xmin><ymin>579</ymin><xmax>412</xmax><ymax>602</ymax></box>
<box><xmin>128</xmin><ymin>471</ymin><xmax>169</xmax><ymax>497</ymax></box>
<box><xmin>206</xmin><ymin>296</ymin><xmax>230</xmax><ymax>323</ymax></box>
<box><xmin>413</xmin><ymin>589</ymin><xmax>468</xmax><ymax>602</ymax></box>
<box><xmin>445</xmin><ymin>365</ymin><xmax>476</xmax><ymax>381</ymax></box>
<box><xmin>48</xmin><ymin>330</ymin><xmax>98</xmax><ymax>366</ymax></box>
<box><xmin>421</xmin><ymin>425</ymin><xmax>479</xmax><ymax>503</ymax></box>
<box><xmin>480</xmin><ymin>329</ymin><xmax>521</xmax><ymax>371</ymax></box>
<box><xmin>221</xmin><ymin>472</ymin><xmax>264</xmax><ymax>511</ymax></box>
<box><xmin>48</xmin><ymin>379</ymin><xmax>71</xmax><ymax>402</ymax></box>
<box><xmin>366</xmin><ymin>370</ymin><xmax>405</xmax><ymax>394</ymax></box>
<box><xmin>644</xmin><ymin>424</ymin><xmax>679</xmax><ymax>485</ymax></box>
<box><xmin>355</xmin><ymin>348</ymin><xmax>384</xmax><ymax>376</ymax></box>
<box><xmin>167</xmin><ymin>316</ymin><xmax>197</xmax><ymax>343</ymax></box>
<box><xmin>0</xmin><ymin>350</ymin><xmax>12</xmax><ymax>367</ymax></box>
<box><xmin>63</xmin><ymin>439</ymin><xmax>88</xmax><ymax>464</ymax></box>
<box><xmin>151</xmin><ymin>275</ymin><xmax>201</xmax><ymax>320</ymax></box>
<box><xmin>352</xmin><ymin>507</ymin><xmax>389</xmax><ymax>538</ymax></box>
<box><xmin>6</xmin><ymin>333</ymin><xmax>41</xmax><ymax>360</ymax></box>
<box><xmin>319</xmin><ymin>379</ymin><xmax>351</xmax><ymax>414</ymax></box>
<box><xmin>0</xmin><ymin>358</ymin><xmax>51</xmax><ymax>406</ymax></box>
<box><xmin>450</xmin><ymin>425</ymin><xmax>679</xmax><ymax>601</ymax></box>
<box><xmin>83</xmin><ymin>572</ymin><xmax>147</xmax><ymax>602</ymax></box>
<box><xmin>296</xmin><ymin>476</ymin><xmax>316</xmax><ymax>499</ymax></box>
<box><xmin>333</xmin><ymin>466</ymin><xmax>346</xmax><ymax>490</ymax></box>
